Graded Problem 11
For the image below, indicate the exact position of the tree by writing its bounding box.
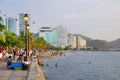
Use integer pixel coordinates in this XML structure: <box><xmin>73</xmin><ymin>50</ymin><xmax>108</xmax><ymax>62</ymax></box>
<box><xmin>0</xmin><ymin>17</ymin><xmax>6</xmax><ymax>32</ymax></box>
<box><xmin>46</xmin><ymin>43</ymin><xmax>53</xmax><ymax>50</ymax></box>
<box><xmin>54</xmin><ymin>46</ymin><xmax>62</xmax><ymax>51</ymax></box>
<box><xmin>34</xmin><ymin>37</ymin><xmax>46</xmax><ymax>54</ymax></box>
<box><xmin>0</xmin><ymin>34</ymin><xmax>6</xmax><ymax>46</ymax></box>
<box><xmin>4</xmin><ymin>31</ymin><xmax>19</xmax><ymax>48</ymax></box>
<box><xmin>64</xmin><ymin>46</ymin><xmax>70</xmax><ymax>50</ymax></box>
<box><xmin>0</xmin><ymin>16</ymin><xmax>7</xmax><ymax>48</ymax></box>
<box><xmin>28</xmin><ymin>32</ymin><xmax>34</xmax><ymax>49</ymax></box>
<box><xmin>18</xmin><ymin>31</ymin><xmax>25</xmax><ymax>48</ymax></box>
<box><xmin>34</xmin><ymin>37</ymin><xmax>46</xmax><ymax>49</ymax></box>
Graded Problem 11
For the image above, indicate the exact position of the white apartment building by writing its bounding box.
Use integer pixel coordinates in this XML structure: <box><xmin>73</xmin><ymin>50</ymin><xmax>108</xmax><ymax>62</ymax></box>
<box><xmin>55</xmin><ymin>25</ymin><xmax>68</xmax><ymax>48</ymax></box>
<box><xmin>78</xmin><ymin>35</ymin><xmax>86</xmax><ymax>48</ymax></box>
<box><xmin>67</xmin><ymin>34</ymin><xmax>87</xmax><ymax>49</ymax></box>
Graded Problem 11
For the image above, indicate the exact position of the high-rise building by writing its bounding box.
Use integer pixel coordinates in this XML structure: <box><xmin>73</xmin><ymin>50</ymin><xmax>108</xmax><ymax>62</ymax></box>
<box><xmin>5</xmin><ymin>17</ymin><xmax>8</xmax><ymax>30</ymax></box>
<box><xmin>55</xmin><ymin>25</ymin><xmax>68</xmax><ymax>48</ymax></box>
<box><xmin>68</xmin><ymin>34</ymin><xmax>87</xmax><ymax>49</ymax></box>
<box><xmin>67</xmin><ymin>33</ymin><xmax>73</xmax><ymax>48</ymax></box>
<box><xmin>39</xmin><ymin>27</ymin><xmax>58</xmax><ymax>46</ymax></box>
<box><xmin>72</xmin><ymin>34</ymin><xmax>77</xmax><ymax>49</ymax></box>
<box><xmin>19</xmin><ymin>13</ymin><xmax>25</xmax><ymax>34</ymax></box>
<box><xmin>78</xmin><ymin>35</ymin><xmax>86</xmax><ymax>48</ymax></box>
<box><xmin>0</xmin><ymin>10</ymin><xmax>3</xmax><ymax>24</ymax></box>
<box><xmin>51</xmin><ymin>29</ymin><xmax>58</xmax><ymax>46</ymax></box>
<box><xmin>7</xmin><ymin>17</ymin><xmax>18</xmax><ymax>35</ymax></box>
<box><xmin>39</xmin><ymin>25</ymin><xmax>68</xmax><ymax>47</ymax></box>
<box><xmin>0</xmin><ymin>9</ymin><xmax>1</xmax><ymax>15</ymax></box>
<box><xmin>19</xmin><ymin>13</ymin><xmax>31</xmax><ymax>35</ymax></box>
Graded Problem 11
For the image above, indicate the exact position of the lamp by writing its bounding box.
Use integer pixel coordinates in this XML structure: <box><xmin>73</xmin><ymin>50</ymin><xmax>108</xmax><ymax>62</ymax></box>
<box><xmin>27</xmin><ymin>24</ymin><xmax>30</xmax><ymax>57</ymax></box>
<box><xmin>24</xmin><ymin>14</ymin><xmax>29</xmax><ymax>21</ymax></box>
<box><xmin>24</xmin><ymin>13</ymin><xmax>29</xmax><ymax>61</ymax></box>
<box><xmin>27</xmin><ymin>24</ymin><xmax>30</xmax><ymax>30</ymax></box>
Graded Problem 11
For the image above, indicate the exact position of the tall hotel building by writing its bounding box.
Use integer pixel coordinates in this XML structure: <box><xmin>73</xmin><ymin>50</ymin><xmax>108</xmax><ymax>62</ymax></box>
<box><xmin>67</xmin><ymin>33</ymin><xmax>73</xmax><ymax>48</ymax></box>
<box><xmin>72</xmin><ymin>34</ymin><xmax>77</xmax><ymax>49</ymax></box>
<box><xmin>39</xmin><ymin>27</ymin><xmax>58</xmax><ymax>46</ymax></box>
<box><xmin>19</xmin><ymin>13</ymin><xmax>31</xmax><ymax>35</ymax></box>
<box><xmin>8</xmin><ymin>17</ymin><xmax>18</xmax><ymax>35</ymax></box>
<box><xmin>0</xmin><ymin>10</ymin><xmax>5</xmax><ymax>26</ymax></box>
<box><xmin>55</xmin><ymin>25</ymin><xmax>68</xmax><ymax>48</ymax></box>
<box><xmin>39</xmin><ymin>25</ymin><xmax>68</xmax><ymax>47</ymax></box>
<box><xmin>0</xmin><ymin>10</ymin><xmax>2</xmax><ymax>22</ymax></box>
<box><xmin>78</xmin><ymin>35</ymin><xmax>86</xmax><ymax>48</ymax></box>
<box><xmin>4</xmin><ymin>16</ymin><xmax>18</xmax><ymax>35</ymax></box>
<box><xmin>67</xmin><ymin>34</ymin><xmax>86</xmax><ymax>49</ymax></box>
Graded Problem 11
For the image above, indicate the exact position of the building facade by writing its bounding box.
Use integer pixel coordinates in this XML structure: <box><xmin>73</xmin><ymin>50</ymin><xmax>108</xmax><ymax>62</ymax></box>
<box><xmin>19</xmin><ymin>13</ymin><xmax>30</xmax><ymax>35</ymax></box>
<box><xmin>67</xmin><ymin>33</ymin><xmax>73</xmax><ymax>48</ymax></box>
<box><xmin>4</xmin><ymin>16</ymin><xmax>18</xmax><ymax>35</ymax></box>
<box><xmin>39</xmin><ymin>27</ymin><xmax>58</xmax><ymax>46</ymax></box>
<box><xmin>67</xmin><ymin>34</ymin><xmax>87</xmax><ymax>49</ymax></box>
<box><xmin>39</xmin><ymin>26</ymin><xmax>68</xmax><ymax>47</ymax></box>
<box><xmin>55</xmin><ymin>25</ymin><xmax>68</xmax><ymax>48</ymax></box>
<box><xmin>78</xmin><ymin>35</ymin><xmax>86</xmax><ymax>48</ymax></box>
<box><xmin>72</xmin><ymin>35</ymin><xmax>77</xmax><ymax>49</ymax></box>
<box><xmin>0</xmin><ymin>10</ymin><xmax>3</xmax><ymax>24</ymax></box>
<box><xmin>7</xmin><ymin>17</ymin><xmax>18</xmax><ymax>35</ymax></box>
<box><xmin>5</xmin><ymin>17</ymin><xmax>8</xmax><ymax>30</ymax></box>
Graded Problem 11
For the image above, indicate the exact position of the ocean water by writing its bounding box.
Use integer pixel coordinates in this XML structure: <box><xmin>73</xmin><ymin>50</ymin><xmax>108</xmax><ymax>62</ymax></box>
<box><xmin>42</xmin><ymin>51</ymin><xmax>120</xmax><ymax>80</ymax></box>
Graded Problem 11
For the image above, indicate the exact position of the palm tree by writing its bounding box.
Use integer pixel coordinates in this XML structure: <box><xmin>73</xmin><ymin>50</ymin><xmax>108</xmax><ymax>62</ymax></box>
<box><xmin>0</xmin><ymin>16</ymin><xmax>7</xmax><ymax>48</ymax></box>
<box><xmin>0</xmin><ymin>16</ymin><xmax>2</xmax><ymax>21</ymax></box>
<box><xmin>34</xmin><ymin>37</ymin><xmax>46</xmax><ymax>54</ymax></box>
<box><xmin>4</xmin><ymin>31</ymin><xmax>19</xmax><ymax>48</ymax></box>
<box><xmin>28</xmin><ymin>32</ymin><xmax>34</xmax><ymax>49</ymax></box>
<box><xmin>0</xmin><ymin>17</ymin><xmax>6</xmax><ymax>32</ymax></box>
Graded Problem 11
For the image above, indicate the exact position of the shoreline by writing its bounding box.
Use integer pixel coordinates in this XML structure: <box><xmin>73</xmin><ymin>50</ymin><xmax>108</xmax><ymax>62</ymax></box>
<box><xmin>38</xmin><ymin>65</ymin><xmax>46</xmax><ymax>80</ymax></box>
<box><xmin>39</xmin><ymin>51</ymin><xmax>59</xmax><ymax>60</ymax></box>
<box><xmin>39</xmin><ymin>51</ymin><xmax>70</xmax><ymax>80</ymax></box>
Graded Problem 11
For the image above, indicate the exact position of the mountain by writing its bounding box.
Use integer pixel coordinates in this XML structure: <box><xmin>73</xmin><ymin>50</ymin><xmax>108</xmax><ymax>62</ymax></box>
<box><xmin>80</xmin><ymin>35</ymin><xmax>108</xmax><ymax>50</ymax></box>
<box><xmin>108</xmin><ymin>38</ymin><xmax>120</xmax><ymax>48</ymax></box>
<box><xmin>80</xmin><ymin>34</ymin><xmax>120</xmax><ymax>50</ymax></box>
<box><xmin>87</xmin><ymin>39</ymin><xmax>108</xmax><ymax>50</ymax></box>
<box><xmin>80</xmin><ymin>35</ymin><xmax>93</xmax><ymax>41</ymax></box>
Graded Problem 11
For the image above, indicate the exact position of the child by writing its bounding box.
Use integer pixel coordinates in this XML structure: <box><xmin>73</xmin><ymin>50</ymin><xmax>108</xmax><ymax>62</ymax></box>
<box><xmin>7</xmin><ymin>56</ymin><xmax>12</xmax><ymax>67</ymax></box>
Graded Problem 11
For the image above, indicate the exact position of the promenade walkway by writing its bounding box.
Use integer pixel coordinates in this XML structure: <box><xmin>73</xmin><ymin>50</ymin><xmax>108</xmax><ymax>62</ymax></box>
<box><xmin>0</xmin><ymin>62</ymin><xmax>28</xmax><ymax>80</ymax></box>
<box><xmin>0</xmin><ymin>51</ymin><xmax>52</xmax><ymax>80</ymax></box>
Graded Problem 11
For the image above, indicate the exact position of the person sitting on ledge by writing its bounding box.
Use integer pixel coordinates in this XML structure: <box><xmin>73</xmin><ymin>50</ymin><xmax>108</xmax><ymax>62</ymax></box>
<box><xmin>17</xmin><ymin>54</ymin><xmax>22</xmax><ymax>62</ymax></box>
<box><xmin>7</xmin><ymin>56</ymin><xmax>12</xmax><ymax>67</ymax></box>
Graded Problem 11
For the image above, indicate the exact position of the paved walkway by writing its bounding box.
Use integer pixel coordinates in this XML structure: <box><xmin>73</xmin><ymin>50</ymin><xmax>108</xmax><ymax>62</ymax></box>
<box><xmin>0</xmin><ymin>62</ymin><xmax>28</xmax><ymax>80</ymax></box>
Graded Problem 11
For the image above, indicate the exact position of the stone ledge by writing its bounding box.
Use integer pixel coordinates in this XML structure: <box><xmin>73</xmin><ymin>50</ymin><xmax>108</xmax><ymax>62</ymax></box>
<box><xmin>27</xmin><ymin>58</ymin><xmax>46</xmax><ymax>80</ymax></box>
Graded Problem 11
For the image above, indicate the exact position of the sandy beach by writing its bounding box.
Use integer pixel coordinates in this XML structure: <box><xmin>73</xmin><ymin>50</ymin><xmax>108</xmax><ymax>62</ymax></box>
<box><xmin>39</xmin><ymin>51</ymin><xmax>59</xmax><ymax>60</ymax></box>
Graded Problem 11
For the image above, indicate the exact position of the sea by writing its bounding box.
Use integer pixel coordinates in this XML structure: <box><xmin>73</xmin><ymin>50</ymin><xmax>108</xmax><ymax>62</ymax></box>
<box><xmin>42</xmin><ymin>51</ymin><xmax>120</xmax><ymax>80</ymax></box>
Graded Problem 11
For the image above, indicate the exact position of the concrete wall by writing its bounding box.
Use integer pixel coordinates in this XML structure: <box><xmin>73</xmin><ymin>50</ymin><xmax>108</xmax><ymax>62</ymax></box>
<box><xmin>27</xmin><ymin>58</ymin><xmax>46</xmax><ymax>80</ymax></box>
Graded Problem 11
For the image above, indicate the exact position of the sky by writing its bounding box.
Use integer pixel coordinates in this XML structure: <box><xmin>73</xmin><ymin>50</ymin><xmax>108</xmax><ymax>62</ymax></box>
<box><xmin>0</xmin><ymin>0</ymin><xmax>120</xmax><ymax>41</ymax></box>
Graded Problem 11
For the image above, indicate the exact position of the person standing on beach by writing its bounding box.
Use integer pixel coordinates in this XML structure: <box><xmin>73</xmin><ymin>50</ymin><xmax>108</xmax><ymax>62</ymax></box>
<box><xmin>12</xmin><ymin>48</ymin><xmax>17</xmax><ymax>61</ymax></box>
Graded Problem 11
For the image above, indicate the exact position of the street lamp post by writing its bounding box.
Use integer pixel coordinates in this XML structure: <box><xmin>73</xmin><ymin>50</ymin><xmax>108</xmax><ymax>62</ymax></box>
<box><xmin>27</xmin><ymin>24</ymin><xmax>30</xmax><ymax>57</ymax></box>
<box><xmin>24</xmin><ymin>14</ymin><xmax>29</xmax><ymax>61</ymax></box>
